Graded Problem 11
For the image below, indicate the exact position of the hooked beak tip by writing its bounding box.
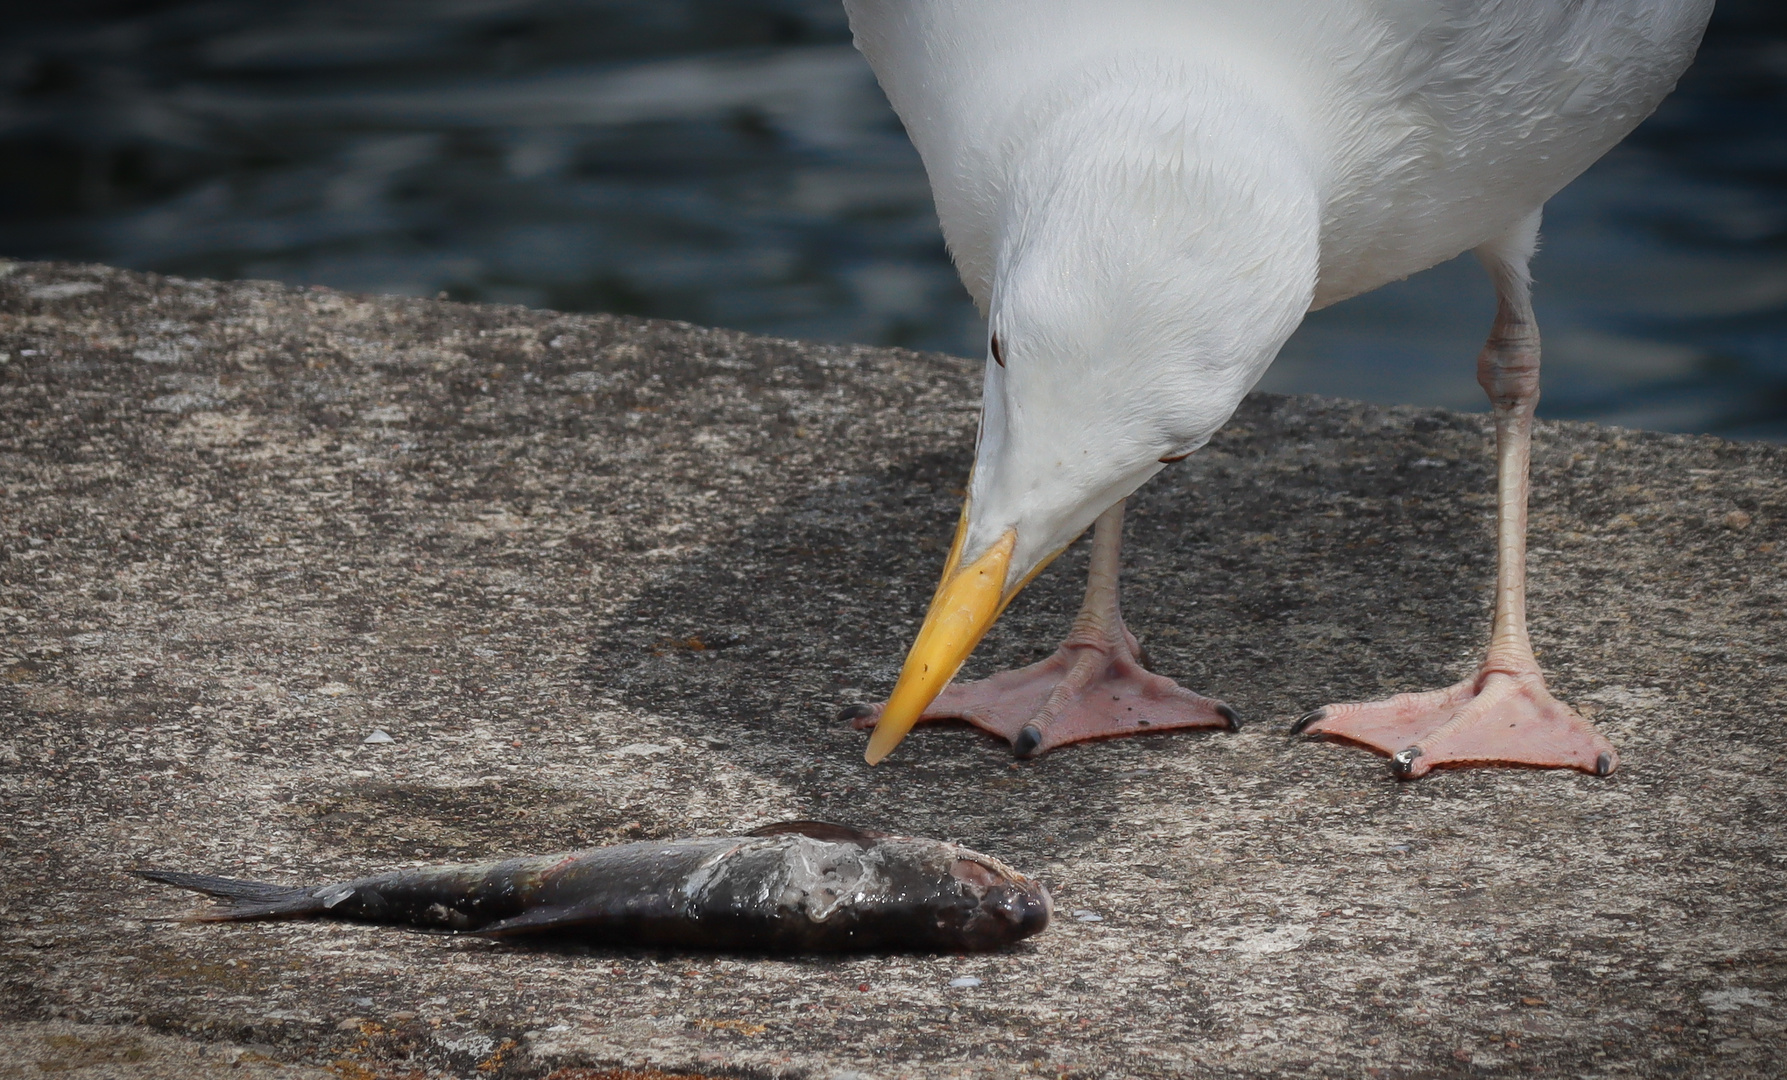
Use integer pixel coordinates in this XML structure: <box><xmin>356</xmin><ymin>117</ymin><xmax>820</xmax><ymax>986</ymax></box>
<box><xmin>864</xmin><ymin>528</ymin><xmax>1017</xmax><ymax>764</ymax></box>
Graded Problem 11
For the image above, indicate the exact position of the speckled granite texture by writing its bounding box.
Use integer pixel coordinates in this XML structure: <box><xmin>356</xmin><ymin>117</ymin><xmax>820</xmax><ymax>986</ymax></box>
<box><xmin>1</xmin><ymin>261</ymin><xmax>1783</xmax><ymax>1079</ymax></box>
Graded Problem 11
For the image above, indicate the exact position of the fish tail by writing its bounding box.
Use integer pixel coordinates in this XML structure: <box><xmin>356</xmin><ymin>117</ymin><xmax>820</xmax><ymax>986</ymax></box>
<box><xmin>133</xmin><ymin>869</ymin><xmax>323</xmax><ymax>921</ymax></box>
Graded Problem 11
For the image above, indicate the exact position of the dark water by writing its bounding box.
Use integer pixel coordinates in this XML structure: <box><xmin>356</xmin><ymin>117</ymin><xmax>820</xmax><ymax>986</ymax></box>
<box><xmin>3</xmin><ymin>1</ymin><xmax>1783</xmax><ymax>438</ymax></box>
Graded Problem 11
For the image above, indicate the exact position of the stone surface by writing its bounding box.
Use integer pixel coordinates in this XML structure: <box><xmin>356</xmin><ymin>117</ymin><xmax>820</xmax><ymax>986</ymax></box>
<box><xmin>1</xmin><ymin>259</ymin><xmax>1784</xmax><ymax>1079</ymax></box>
<box><xmin>1</xmin><ymin>1019</ymin><xmax>333</xmax><ymax>1079</ymax></box>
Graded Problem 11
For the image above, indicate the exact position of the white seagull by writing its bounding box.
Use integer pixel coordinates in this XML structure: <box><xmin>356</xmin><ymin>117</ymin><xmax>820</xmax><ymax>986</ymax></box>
<box><xmin>841</xmin><ymin>0</ymin><xmax>1714</xmax><ymax>777</ymax></box>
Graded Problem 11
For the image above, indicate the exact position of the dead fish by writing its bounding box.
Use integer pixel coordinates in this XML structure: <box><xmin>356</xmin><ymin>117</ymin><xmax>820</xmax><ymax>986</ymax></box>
<box><xmin>134</xmin><ymin>821</ymin><xmax>1050</xmax><ymax>953</ymax></box>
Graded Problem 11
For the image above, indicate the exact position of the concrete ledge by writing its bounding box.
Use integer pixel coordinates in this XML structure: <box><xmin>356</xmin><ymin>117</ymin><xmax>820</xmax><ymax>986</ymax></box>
<box><xmin>1</xmin><ymin>260</ymin><xmax>1783</xmax><ymax>1078</ymax></box>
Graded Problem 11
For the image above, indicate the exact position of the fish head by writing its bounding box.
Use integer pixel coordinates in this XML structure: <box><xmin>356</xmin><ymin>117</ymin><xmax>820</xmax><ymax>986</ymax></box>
<box><xmin>946</xmin><ymin>852</ymin><xmax>1052</xmax><ymax>951</ymax></box>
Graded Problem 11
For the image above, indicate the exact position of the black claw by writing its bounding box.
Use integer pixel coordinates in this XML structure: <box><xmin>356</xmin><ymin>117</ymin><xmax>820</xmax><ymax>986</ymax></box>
<box><xmin>1215</xmin><ymin>703</ymin><xmax>1242</xmax><ymax>732</ymax></box>
<box><xmin>1289</xmin><ymin>708</ymin><xmax>1326</xmax><ymax>735</ymax></box>
<box><xmin>1390</xmin><ymin>745</ymin><xmax>1422</xmax><ymax>779</ymax></box>
<box><xmin>836</xmin><ymin>703</ymin><xmax>875</xmax><ymax>723</ymax></box>
<box><xmin>1013</xmin><ymin>725</ymin><xmax>1044</xmax><ymax>759</ymax></box>
<box><xmin>1595</xmin><ymin>751</ymin><xmax>1614</xmax><ymax>777</ymax></box>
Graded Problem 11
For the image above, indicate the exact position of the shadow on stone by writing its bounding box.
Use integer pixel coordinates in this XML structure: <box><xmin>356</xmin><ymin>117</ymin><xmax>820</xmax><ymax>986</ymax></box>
<box><xmin>581</xmin><ymin>394</ymin><xmax>1501</xmax><ymax>854</ymax></box>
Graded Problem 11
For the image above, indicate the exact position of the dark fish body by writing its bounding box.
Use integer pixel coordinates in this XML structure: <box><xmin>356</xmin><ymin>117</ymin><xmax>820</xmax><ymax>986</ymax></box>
<box><xmin>135</xmin><ymin>822</ymin><xmax>1050</xmax><ymax>953</ymax></box>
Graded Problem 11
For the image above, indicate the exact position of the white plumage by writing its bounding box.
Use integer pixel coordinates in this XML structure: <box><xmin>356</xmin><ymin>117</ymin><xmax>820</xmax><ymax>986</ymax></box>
<box><xmin>846</xmin><ymin>0</ymin><xmax>1714</xmax><ymax>774</ymax></box>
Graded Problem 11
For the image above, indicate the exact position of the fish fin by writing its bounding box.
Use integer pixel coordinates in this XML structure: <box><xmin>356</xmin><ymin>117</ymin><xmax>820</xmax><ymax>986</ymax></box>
<box><xmin>133</xmin><ymin>869</ymin><xmax>322</xmax><ymax>921</ymax></box>
<box><xmin>471</xmin><ymin>905</ymin><xmax>590</xmax><ymax>939</ymax></box>
<box><xmin>746</xmin><ymin>821</ymin><xmax>887</xmax><ymax>844</ymax></box>
<box><xmin>133</xmin><ymin>870</ymin><xmax>302</xmax><ymax>903</ymax></box>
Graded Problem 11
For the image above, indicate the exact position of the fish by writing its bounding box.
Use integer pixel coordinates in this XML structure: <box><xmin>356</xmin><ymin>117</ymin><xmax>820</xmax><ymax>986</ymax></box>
<box><xmin>133</xmin><ymin>821</ymin><xmax>1051</xmax><ymax>953</ymax></box>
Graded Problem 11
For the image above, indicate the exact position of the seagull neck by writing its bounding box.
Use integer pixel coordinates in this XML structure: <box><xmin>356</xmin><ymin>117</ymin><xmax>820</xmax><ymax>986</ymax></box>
<box><xmin>992</xmin><ymin>63</ymin><xmax>1323</xmax><ymax>318</ymax></box>
<box><xmin>996</xmin><ymin>56</ymin><xmax>1322</xmax><ymax>220</ymax></box>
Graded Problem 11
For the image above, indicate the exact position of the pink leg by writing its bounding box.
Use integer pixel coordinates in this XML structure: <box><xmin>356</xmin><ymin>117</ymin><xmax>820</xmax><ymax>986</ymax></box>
<box><xmin>1295</xmin><ymin>212</ymin><xmax>1617</xmax><ymax>779</ymax></box>
<box><xmin>842</xmin><ymin>500</ymin><xmax>1239</xmax><ymax>758</ymax></box>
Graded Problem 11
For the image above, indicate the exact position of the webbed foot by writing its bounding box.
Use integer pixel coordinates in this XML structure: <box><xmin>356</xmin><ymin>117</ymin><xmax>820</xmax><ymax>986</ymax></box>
<box><xmin>845</xmin><ymin>626</ymin><xmax>1237</xmax><ymax>759</ymax></box>
<box><xmin>1295</xmin><ymin>670</ymin><xmax>1615</xmax><ymax>779</ymax></box>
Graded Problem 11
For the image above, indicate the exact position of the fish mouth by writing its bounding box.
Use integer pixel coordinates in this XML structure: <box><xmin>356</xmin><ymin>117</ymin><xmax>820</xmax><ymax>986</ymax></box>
<box><xmin>1004</xmin><ymin>879</ymin><xmax>1053</xmax><ymax>940</ymax></box>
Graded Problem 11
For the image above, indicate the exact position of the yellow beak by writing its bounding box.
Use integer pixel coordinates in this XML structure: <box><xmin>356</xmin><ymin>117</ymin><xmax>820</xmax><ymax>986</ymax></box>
<box><xmin>864</xmin><ymin>516</ymin><xmax>1017</xmax><ymax>765</ymax></box>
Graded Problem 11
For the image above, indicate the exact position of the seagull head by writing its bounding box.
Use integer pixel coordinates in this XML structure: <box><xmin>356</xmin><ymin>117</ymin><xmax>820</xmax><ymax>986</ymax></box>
<box><xmin>864</xmin><ymin>91</ymin><xmax>1319</xmax><ymax>763</ymax></box>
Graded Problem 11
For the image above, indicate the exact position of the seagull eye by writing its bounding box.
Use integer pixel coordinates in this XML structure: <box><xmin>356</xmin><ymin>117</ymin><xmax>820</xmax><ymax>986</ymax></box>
<box><xmin>990</xmin><ymin>334</ymin><xmax>1005</xmax><ymax>368</ymax></box>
